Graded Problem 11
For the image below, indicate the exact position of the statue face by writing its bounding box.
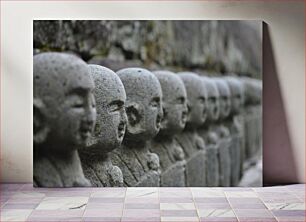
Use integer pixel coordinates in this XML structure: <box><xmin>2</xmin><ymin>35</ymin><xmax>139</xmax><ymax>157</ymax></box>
<box><xmin>34</xmin><ymin>52</ymin><xmax>96</xmax><ymax>150</ymax></box>
<box><xmin>117</xmin><ymin>68</ymin><xmax>163</xmax><ymax>142</ymax></box>
<box><xmin>214</xmin><ymin>78</ymin><xmax>231</xmax><ymax>119</ymax></box>
<box><xmin>178</xmin><ymin>72</ymin><xmax>207</xmax><ymax>128</ymax></box>
<box><xmin>88</xmin><ymin>65</ymin><xmax>127</xmax><ymax>153</ymax></box>
<box><xmin>202</xmin><ymin>77</ymin><xmax>220</xmax><ymax>122</ymax></box>
<box><xmin>154</xmin><ymin>71</ymin><xmax>188</xmax><ymax>136</ymax></box>
<box><xmin>226</xmin><ymin>77</ymin><xmax>244</xmax><ymax>115</ymax></box>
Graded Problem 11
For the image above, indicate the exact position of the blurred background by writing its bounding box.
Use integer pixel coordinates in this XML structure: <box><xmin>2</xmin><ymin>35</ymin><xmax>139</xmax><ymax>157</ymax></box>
<box><xmin>33</xmin><ymin>20</ymin><xmax>262</xmax><ymax>79</ymax></box>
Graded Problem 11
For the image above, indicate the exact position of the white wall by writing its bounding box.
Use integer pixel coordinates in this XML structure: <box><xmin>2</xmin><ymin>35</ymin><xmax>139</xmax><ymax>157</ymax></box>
<box><xmin>1</xmin><ymin>1</ymin><xmax>304</xmax><ymax>183</ymax></box>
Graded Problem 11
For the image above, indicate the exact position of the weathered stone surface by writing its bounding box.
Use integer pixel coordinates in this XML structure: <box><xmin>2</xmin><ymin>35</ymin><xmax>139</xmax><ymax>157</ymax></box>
<box><xmin>241</xmin><ymin>77</ymin><xmax>262</xmax><ymax>159</ymax></box>
<box><xmin>79</xmin><ymin>65</ymin><xmax>126</xmax><ymax>187</ymax></box>
<box><xmin>175</xmin><ymin>72</ymin><xmax>207</xmax><ymax>187</ymax></box>
<box><xmin>34</xmin><ymin>21</ymin><xmax>261</xmax><ymax>78</ymax></box>
<box><xmin>33</xmin><ymin>52</ymin><xmax>96</xmax><ymax>187</ymax></box>
<box><xmin>110</xmin><ymin>68</ymin><xmax>163</xmax><ymax>187</ymax></box>
<box><xmin>225</xmin><ymin>77</ymin><xmax>246</xmax><ymax>184</ymax></box>
<box><xmin>205</xmin><ymin>132</ymin><xmax>220</xmax><ymax>186</ymax></box>
<box><xmin>198</xmin><ymin>77</ymin><xmax>220</xmax><ymax>187</ymax></box>
<box><xmin>151</xmin><ymin>71</ymin><xmax>188</xmax><ymax>187</ymax></box>
<box><xmin>217</xmin><ymin>134</ymin><xmax>232</xmax><ymax>187</ymax></box>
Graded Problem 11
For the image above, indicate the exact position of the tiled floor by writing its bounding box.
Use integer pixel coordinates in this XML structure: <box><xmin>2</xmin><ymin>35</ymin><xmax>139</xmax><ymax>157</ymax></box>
<box><xmin>0</xmin><ymin>184</ymin><xmax>304</xmax><ymax>222</ymax></box>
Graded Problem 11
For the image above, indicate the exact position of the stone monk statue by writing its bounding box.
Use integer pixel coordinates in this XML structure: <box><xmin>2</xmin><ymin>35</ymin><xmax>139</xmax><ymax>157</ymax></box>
<box><xmin>151</xmin><ymin>70</ymin><xmax>188</xmax><ymax>187</ymax></box>
<box><xmin>33</xmin><ymin>52</ymin><xmax>96</xmax><ymax>187</ymax></box>
<box><xmin>79</xmin><ymin>65</ymin><xmax>127</xmax><ymax>187</ymax></box>
<box><xmin>110</xmin><ymin>68</ymin><xmax>163</xmax><ymax>187</ymax></box>
<box><xmin>175</xmin><ymin>72</ymin><xmax>207</xmax><ymax>186</ymax></box>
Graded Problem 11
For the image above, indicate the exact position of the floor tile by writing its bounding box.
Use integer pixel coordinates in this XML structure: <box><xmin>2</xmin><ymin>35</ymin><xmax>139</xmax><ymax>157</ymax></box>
<box><xmin>161</xmin><ymin>209</ymin><xmax>198</xmax><ymax>217</ymax></box>
<box><xmin>237</xmin><ymin>218</ymin><xmax>277</xmax><ymax>222</ymax></box>
<box><xmin>271</xmin><ymin>209</ymin><xmax>305</xmax><ymax>217</ymax></box>
<box><xmin>36</xmin><ymin>196</ymin><xmax>88</xmax><ymax>210</ymax></box>
<box><xmin>227</xmin><ymin>198</ymin><xmax>262</xmax><ymax>204</ymax></box>
<box><xmin>125</xmin><ymin>203</ymin><xmax>160</xmax><ymax>209</ymax></box>
<box><xmin>230</xmin><ymin>202</ymin><xmax>266</xmax><ymax>209</ymax></box>
<box><xmin>196</xmin><ymin>203</ymin><xmax>231</xmax><ymax>209</ymax></box>
<box><xmin>0</xmin><ymin>209</ymin><xmax>32</xmax><ymax>221</ymax></box>
<box><xmin>234</xmin><ymin>209</ymin><xmax>274</xmax><ymax>218</ymax></box>
<box><xmin>199</xmin><ymin>217</ymin><xmax>238</xmax><ymax>221</ymax></box>
<box><xmin>265</xmin><ymin>202</ymin><xmax>305</xmax><ymax>210</ymax></box>
<box><xmin>83</xmin><ymin>208</ymin><xmax>123</xmax><ymax>217</ymax></box>
<box><xmin>83</xmin><ymin>217</ymin><xmax>121</xmax><ymax>222</ymax></box>
<box><xmin>122</xmin><ymin>209</ymin><xmax>160</xmax><ymax>217</ymax></box>
<box><xmin>160</xmin><ymin>197</ymin><xmax>194</xmax><ymax>203</ymax></box>
<box><xmin>125</xmin><ymin>187</ymin><xmax>158</xmax><ymax>198</ymax></box>
<box><xmin>89</xmin><ymin>197</ymin><xmax>125</xmax><ymax>203</ymax></box>
<box><xmin>125</xmin><ymin>197</ymin><xmax>159</xmax><ymax>203</ymax></box>
<box><xmin>198</xmin><ymin>209</ymin><xmax>235</xmax><ymax>217</ymax></box>
<box><xmin>191</xmin><ymin>188</ymin><xmax>225</xmax><ymax>198</ymax></box>
<box><xmin>160</xmin><ymin>203</ymin><xmax>196</xmax><ymax>210</ymax></box>
<box><xmin>122</xmin><ymin>217</ymin><xmax>161</xmax><ymax>221</ymax></box>
<box><xmin>2</xmin><ymin>203</ymin><xmax>39</xmax><ymax>209</ymax></box>
<box><xmin>225</xmin><ymin>191</ymin><xmax>258</xmax><ymax>198</ymax></box>
<box><xmin>194</xmin><ymin>197</ymin><xmax>228</xmax><ymax>203</ymax></box>
<box><xmin>29</xmin><ymin>209</ymin><xmax>84</xmax><ymax>217</ymax></box>
<box><xmin>91</xmin><ymin>188</ymin><xmax>126</xmax><ymax>198</ymax></box>
<box><xmin>86</xmin><ymin>202</ymin><xmax>123</xmax><ymax>209</ymax></box>
<box><xmin>162</xmin><ymin>216</ymin><xmax>199</xmax><ymax>222</ymax></box>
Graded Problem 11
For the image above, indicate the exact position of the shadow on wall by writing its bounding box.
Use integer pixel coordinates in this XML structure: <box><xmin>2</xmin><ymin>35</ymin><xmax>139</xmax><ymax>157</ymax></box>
<box><xmin>263</xmin><ymin>23</ymin><xmax>298</xmax><ymax>185</ymax></box>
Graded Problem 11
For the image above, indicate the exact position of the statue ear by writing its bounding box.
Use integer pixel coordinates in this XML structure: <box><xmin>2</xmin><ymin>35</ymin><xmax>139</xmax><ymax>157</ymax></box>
<box><xmin>33</xmin><ymin>98</ymin><xmax>50</xmax><ymax>144</ymax></box>
<box><xmin>126</xmin><ymin>102</ymin><xmax>142</xmax><ymax>134</ymax></box>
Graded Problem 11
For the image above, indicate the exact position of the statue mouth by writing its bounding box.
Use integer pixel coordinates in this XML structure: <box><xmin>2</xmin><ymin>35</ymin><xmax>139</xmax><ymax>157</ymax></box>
<box><xmin>156</xmin><ymin>115</ymin><xmax>162</xmax><ymax>129</ymax></box>
<box><xmin>181</xmin><ymin>112</ymin><xmax>187</xmax><ymax>124</ymax></box>
<box><xmin>117</xmin><ymin>122</ymin><xmax>126</xmax><ymax>139</ymax></box>
<box><xmin>80</xmin><ymin>127</ymin><xmax>92</xmax><ymax>140</ymax></box>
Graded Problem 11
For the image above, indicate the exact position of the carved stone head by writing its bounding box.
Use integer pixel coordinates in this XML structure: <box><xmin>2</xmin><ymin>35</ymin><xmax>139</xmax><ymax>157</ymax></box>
<box><xmin>33</xmin><ymin>52</ymin><xmax>96</xmax><ymax>151</ymax></box>
<box><xmin>88</xmin><ymin>65</ymin><xmax>127</xmax><ymax>153</ymax></box>
<box><xmin>154</xmin><ymin>70</ymin><xmax>188</xmax><ymax>136</ymax></box>
<box><xmin>117</xmin><ymin>68</ymin><xmax>163</xmax><ymax>142</ymax></box>
<box><xmin>178</xmin><ymin>72</ymin><xmax>207</xmax><ymax>129</ymax></box>
<box><xmin>225</xmin><ymin>76</ymin><xmax>245</xmax><ymax>115</ymax></box>
<box><xmin>213</xmin><ymin>78</ymin><xmax>231</xmax><ymax>120</ymax></box>
<box><xmin>201</xmin><ymin>77</ymin><xmax>220</xmax><ymax>122</ymax></box>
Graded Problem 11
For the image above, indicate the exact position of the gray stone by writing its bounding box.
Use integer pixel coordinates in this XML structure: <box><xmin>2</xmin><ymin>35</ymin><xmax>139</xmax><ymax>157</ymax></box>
<box><xmin>198</xmin><ymin>77</ymin><xmax>220</xmax><ymax>187</ymax></box>
<box><xmin>175</xmin><ymin>72</ymin><xmax>207</xmax><ymax>187</ymax></box>
<box><xmin>213</xmin><ymin>78</ymin><xmax>231</xmax><ymax>120</ymax></box>
<box><xmin>33</xmin><ymin>52</ymin><xmax>96</xmax><ymax>187</ymax></box>
<box><xmin>79</xmin><ymin>65</ymin><xmax>127</xmax><ymax>187</ymax></box>
<box><xmin>34</xmin><ymin>21</ymin><xmax>262</xmax><ymax>78</ymax></box>
<box><xmin>110</xmin><ymin>68</ymin><xmax>163</xmax><ymax>186</ymax></box>
<box><xmin>239</xmin><ymin>77</ymin><xmax>262</xmax><ymax>159</ymax></box>
<box><xmin>152</xmin><ymin>70</ymin><xmax>188</xmax><ymax>187</ymax></box>
<box><xmin>225</xmin><ymin>76</ymin><xmax>246</xmax><ymax>184</ymax></box>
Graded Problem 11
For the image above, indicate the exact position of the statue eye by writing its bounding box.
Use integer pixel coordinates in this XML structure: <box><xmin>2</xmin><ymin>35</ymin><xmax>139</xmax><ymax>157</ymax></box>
<box><xmin>198</xmin><ymin>97</ymin><xmax>206</xmax><ymax>104</ymax></box>
<box><xmin>108</xmin><ymin>101</ymin><xmax>124</xmax><ymax>113</ymax></box>
<box><xmin>177</xmin><ymin>97</ymin><xmax>185</xmax><ymax>104</ymax></box>
<box><xmin>70</xmin><ymin>96</ymin><xmax>85</xmax><ymax>108</ymax></box>
<box><xmin>209</xmin><ymin>97</ymin><xmax>216</xmax><ymax>103</ymax></box>
<box><xmin>150</xmin><ymin>97</ymin><xmax>160</xmax><ymax>107</ymax></box>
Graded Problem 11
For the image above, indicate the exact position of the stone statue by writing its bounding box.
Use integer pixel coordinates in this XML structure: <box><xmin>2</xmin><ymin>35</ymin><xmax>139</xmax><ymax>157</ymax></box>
<box><xmin>151</xmin><ymin>70</ymin><xmax>188</xmax><ymax>187</ymax></box>
<box><xmin>225</xmin><ymin>76</ymin><xmax>245</xmax><ymax>185</ymax></box>
<box><xmin>198</xmin><ymin>76</ymin><xmax>220</xmax><ymax>187</ymax></box>
<box><xmin>212</xmin><ymin>77</ymin><xmax>232</xmax><ymax>187</ymax></box>
<box><xmin>240</xmin><ymin>77</ymin><xmax>262</xmax><ymax>160</ymax></box>
<box><xmin>110</xmin><ymin>68</ymin><xmax>163</xmax><ymax>187</ymax></box>
<box><xmin>33</xmin><ymin>52</ymin><xmax>96</xmax><ymax>187</ymax></box>
<box><xmin>175</xmin><ymin>72</ymin><xmax>207</xmax><ymax>186</ymax></box>
<box><xmin>78</xmin><ymin>65</ymin><xmax>127</xmax><ymax>187</ymax></box>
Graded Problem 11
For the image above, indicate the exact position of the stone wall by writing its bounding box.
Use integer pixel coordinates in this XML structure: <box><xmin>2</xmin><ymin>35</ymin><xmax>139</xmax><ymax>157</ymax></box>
<box><xmin>34</xmin><ymin>21</ymin><xmax>262</xmax><ymax>78</ymax></box>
